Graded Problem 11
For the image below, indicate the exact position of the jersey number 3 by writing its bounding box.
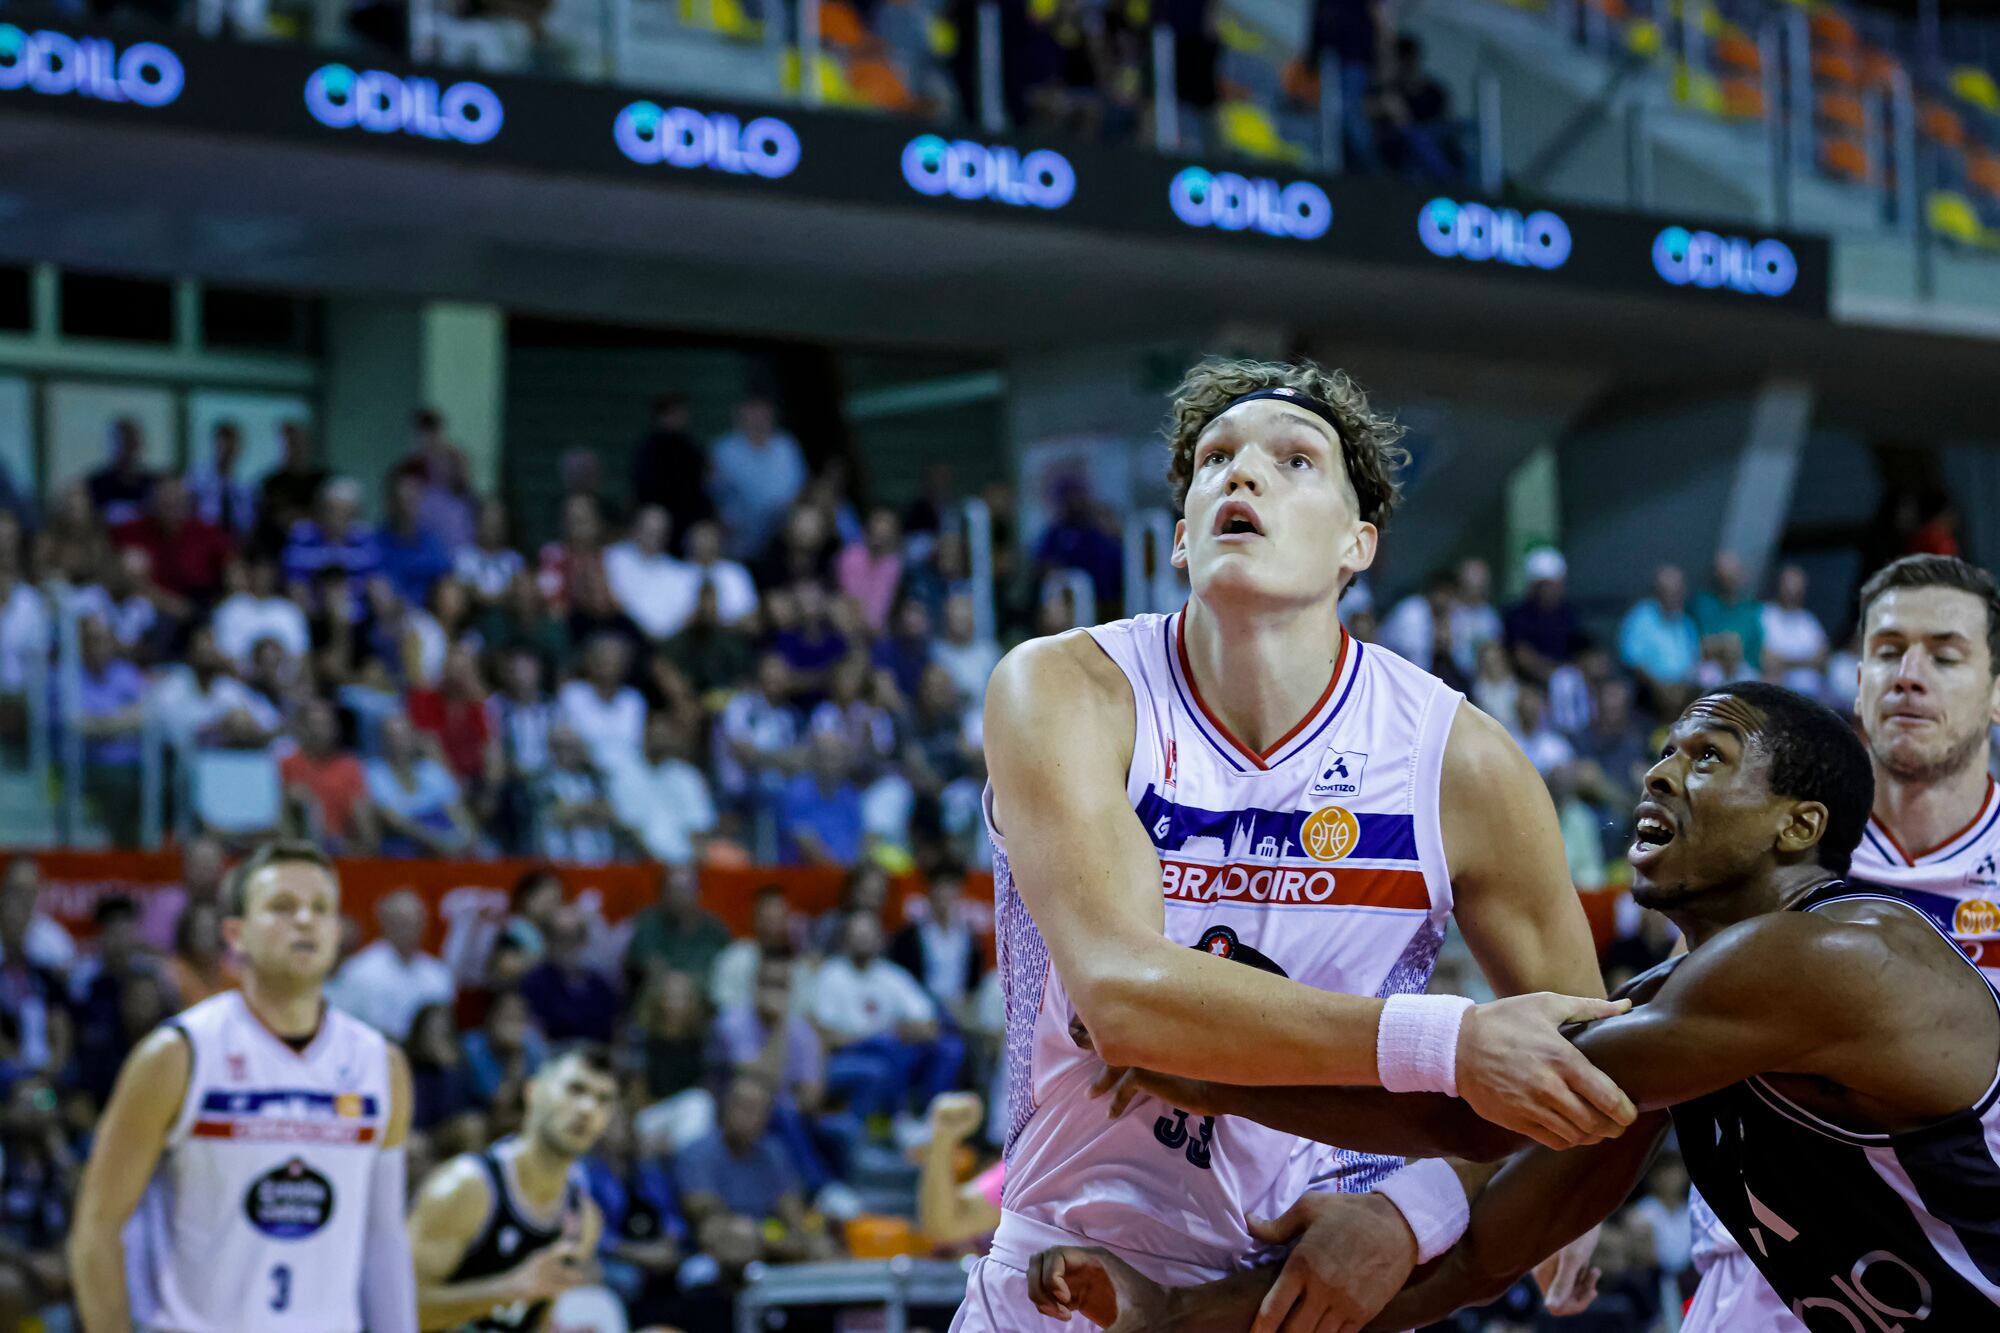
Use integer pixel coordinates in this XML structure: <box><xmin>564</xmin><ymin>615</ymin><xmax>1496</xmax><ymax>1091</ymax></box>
<box><xmin>269</xmin><ymin>1264</ymin><xmax>291</xmax><ymax>1312</ymax></box>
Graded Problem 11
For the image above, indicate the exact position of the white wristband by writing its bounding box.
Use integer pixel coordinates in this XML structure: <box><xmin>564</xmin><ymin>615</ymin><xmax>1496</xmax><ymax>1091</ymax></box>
<box><xmin>1373</xmin><ymin>1158</ymin><xmax>1472</xmax><ymax>1264</ymax></box>
<box><xmin>1376</xmin><ymin>993</ymin><xmax>1474</xmax><ymax>1096</ymax></box>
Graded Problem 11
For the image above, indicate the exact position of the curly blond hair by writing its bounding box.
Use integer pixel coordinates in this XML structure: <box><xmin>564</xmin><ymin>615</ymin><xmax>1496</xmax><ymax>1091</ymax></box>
<box><xmin>1165</xmin><ymin>358</ymin><xmax>1408</xmax><ymax>529</ymax></box>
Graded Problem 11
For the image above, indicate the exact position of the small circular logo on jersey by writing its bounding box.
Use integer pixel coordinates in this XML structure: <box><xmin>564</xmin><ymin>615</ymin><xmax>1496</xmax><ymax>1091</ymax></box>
<box><xmin>244</xmin><ymin>1158</ymin><xmax>334</xmax><ymax>1239</ymax></box>
<box><xmin>1956</xmin><ymin>898</ymin><xmax>2000</xmax><ymax>937</ymax></box>
<box><xmin>1301</xmin><ymin>806</ymin><xmax>1358</xmax><ymax>862</ymax></box>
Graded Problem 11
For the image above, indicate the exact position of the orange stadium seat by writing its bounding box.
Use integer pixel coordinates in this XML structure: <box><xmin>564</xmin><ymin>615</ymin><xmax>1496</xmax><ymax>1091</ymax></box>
<box><xmin>1857</xmin><ymin>48</ymin><xmax>1901</xmax><ymax>89</ymax></box>
<box><xmin>1721</xmin><ymin>78</ymin><xmax>1766</xmax><ymax>120</ymax></box>
<box><xmin>1968</xmin><ymin>150</ymin><xmax>2000</xmax><ymax>202</ymax></box>
<box><xmin>1715</xmin><ymin>33</ymin><xmax>1761</xmax><ymax>74</ymax></box>
<box><xmin>1810</xmin><ymin>11</ymin><xmax>1857</xmax><ymax>50</ymax></box>
<box><xmin>1281</xmin><ymin>58</ymin><xmax>1319</xmax><ymax>106</ymax></box>
<box><xmin>848</xmin><ymin>56</ymin><xmax>915</xmax><ymax>110</ymax></box>
<box><xmin>818</xmin><ymin>0</ymin><xmax>871</xmax><ymax>50</ymax></box>
<box><xmin>1584</xmin><ymin>0</ymin><xmax>1628</xmax><ymax>21</ymax></box>
<box><xmin>1819</xmin><ymin>135</ymin><xmax>1871</xmax><ymax>181</ymax></box>
<box><xmin>1816</xmin><ymin>92</ymin><xmax>1866</xmax><ymax>132</ymax></box>
<box><xmin>1812</xmin><ymin>50</ymin><xmax>1857</xmax><ymax>85</ymax></box>
<box><xmin>1922</xmin><ymin>102</ymin><xmax>1967</xmax><ymax>148</ymax></box>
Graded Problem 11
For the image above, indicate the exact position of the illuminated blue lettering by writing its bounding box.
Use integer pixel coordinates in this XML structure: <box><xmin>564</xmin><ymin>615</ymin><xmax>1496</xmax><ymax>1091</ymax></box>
<box><xmin>0</xmin><ymin>26</ymin><xmax>181</xmax><ymax>106</ymax></box>
<box><xmin>1652</xmin><ymin>226</ymin><xmax>1796</xmax><ymax>297</ymax></box>
<box><xmin>900</xmin><ymin>134</ymin><xmax>1074</xmax><ymax>209</ymax></box>
<box><xmin>304</xmin><ymin>64</ymin><xmax>502</xmax><ymax>144</ymax></box>
<box><xmin>614</xmin><ymin>101</ymin><xmax>799</xmax><ymax>178</ymax></box>
<box><xmin>1169</xmin><ymin>167</ymin><xmax>1330</xmax><ymax>241</ymax></box>
<box><xmin>1418</xmin><ymin>197</ymin><xmax>1570</xmax><ymax>269</ymax></box>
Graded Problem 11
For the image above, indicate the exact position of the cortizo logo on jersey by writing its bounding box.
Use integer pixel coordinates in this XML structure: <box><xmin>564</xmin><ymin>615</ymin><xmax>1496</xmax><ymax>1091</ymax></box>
<box><xmin>1309</xmin><ymin>749</ymin><xmax>1367</xmax><ymax>799</ymax></box>
<box><xmin>1300</xmin><ymin>806</ymin><xmax>1359</xmax><ymax>862</ymax></box>
<box><xmin>1955</xmin><ymin>898</ymin><xmax>2000</xmax><ymax>938</ymax></box>
<box><xmin>244</xmin><ymin>1158</ymin><xmax>334</xmax><ymax>1239</ymax></box>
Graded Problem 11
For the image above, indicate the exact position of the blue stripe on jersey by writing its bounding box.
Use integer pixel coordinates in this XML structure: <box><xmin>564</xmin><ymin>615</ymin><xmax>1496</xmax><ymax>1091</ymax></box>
<box><xmin>1134</xmin><ymin>786</ymin><xmax>1419</xmax><ymax>862</ymax></box>
<box><xmin>1266</xmin><ymin>641</ymin><xmax>1367</xmax><ymax>769</ymax></box>
<box><xmin>1160</xmin><ymin>618</ymin><xmax>1246</xmax><ymax>774</ymax></box>
<box><xmin>1893</xmin><ymin>1119</ymin><xmax>2000</xmax><ymax>1285</ymax></box>
<box><xmin>1862</xmin><ymin>824</ymin><xmax>1903</xmax><ymax>864</ymax></box>
<box><xmin>1931</xmin><ymin>801</ymin><xmax>2000</xmax><ymax>865</ymax></box>
<box><xmin>199</xmin><ymin>1090</ymin><xmax>381</xmax><ymax>1116</ymax></box>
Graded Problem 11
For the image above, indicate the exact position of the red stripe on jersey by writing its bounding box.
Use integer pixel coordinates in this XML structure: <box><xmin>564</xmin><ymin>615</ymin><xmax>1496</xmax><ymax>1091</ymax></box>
<box><xmin>1175</xmin><ymin>613</ymin><xmax>1348</xmax><ymax>770</ymax></box>
<box><xmin>1160</xmin><ymin>858</ymin><xmax>1428</xmax><ymax>910</ymax></box>
<box><xmin>192</xmin><ymin>1119</ymin><xmax>378</xmax><ymax>1144</ymax></box>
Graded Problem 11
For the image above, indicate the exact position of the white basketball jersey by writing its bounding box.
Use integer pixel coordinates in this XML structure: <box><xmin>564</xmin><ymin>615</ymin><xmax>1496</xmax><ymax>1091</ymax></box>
<box><xmin>126</xmin><ymin>991</ymin><xmax>393</xmax><ymax>1333</ymax></box>
<box><xmin>1853</xmin><ymin>777</ymin><xmax>2000</xmax><ymax>984</ymax></box>
<box><xmin>987</xmin><ymin>612</ymin><xmax>1461</xmax><ymax>1283</ymax></box>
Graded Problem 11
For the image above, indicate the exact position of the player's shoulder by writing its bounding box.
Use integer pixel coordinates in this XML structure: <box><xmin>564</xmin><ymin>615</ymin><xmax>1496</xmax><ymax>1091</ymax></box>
<box><xmin>1438</xmin><ymin>697</ymin><xmax>1540</xmax><ymax>795</ymax></box>
<box><xmin>1674</xmin><ymin>896</ymin><xmax>1942</xmax><ymax>1018</ymax></box>
<box><xmin>988</xmin><ymin>627</ymin><xmax>1135</xmax><ymax>718</ymax></box>
<box><xmin>415</xmin><ymin>1149</ymin><xmax>497</xmax><ymax>1213</ymax></box>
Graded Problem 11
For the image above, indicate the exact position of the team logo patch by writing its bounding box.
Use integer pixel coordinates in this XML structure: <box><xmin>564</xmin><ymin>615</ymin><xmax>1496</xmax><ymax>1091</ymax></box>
<box><xmin>244</xmin><ymin>1158</ymin><xmax>334</xmax><ymax>1239</ymax></box>
<box><xmin>1190</xmin><ymin>925</ymin><xmax>1288</xmax><ymax>977</ymax></box>
<box><xmin>1300</xmin><ymin>806</ymin><xmax>1359</xmax><ymax>862</ymax></box>
<box><xmin>1309</xmin><ymin>750</ymin><xmax>1368</xmax><ymax>799</ymax></box>
<box><xmin>335</xmin><ymin>1092</ymin><xmax>364</xmax><ymax>1118</ymax></box>
<box><xmin>1956</xmin><ymin>898</ymin><xmax>2000</xmax><ymax>937</ymax></box>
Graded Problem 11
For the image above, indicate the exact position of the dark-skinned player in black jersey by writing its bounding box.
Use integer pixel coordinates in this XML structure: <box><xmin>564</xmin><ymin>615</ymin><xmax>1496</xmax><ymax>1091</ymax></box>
<box><xmin>1028</xmin><ymin>682</ymin><xmax>2000</xmax><ymax>1333</ymax></box>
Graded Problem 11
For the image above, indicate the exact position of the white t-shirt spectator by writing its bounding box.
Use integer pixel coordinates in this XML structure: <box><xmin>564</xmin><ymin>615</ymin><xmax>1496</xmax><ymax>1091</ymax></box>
<box><xmin>1449</xmin><ymin>602</ymin><xmax>1504</xmax><ymax>679</ymax></box>
<box><xmin>212</xmin><ymin>591</ymin><xmax>310</xmax><ymax>669</ymax></box>
<box><xmin>0</xmin><ymin>913</ymin><xmax>75</xmax><ymax>972</ymax></box>
<box><xmin>1379</xmin><ymin>594</ymin><xmax>1436</xmax><ymax>672</ymax></box>
<box><xmin>0</xmin><ymin>582</ymin><xmax>51</xmax><ymax>694</ymax></box>
<box><xmin>812</xmin><ymin>955</ymin><xmax>935</xmax><ymax>1044</ymax></box>
<box><xmin>608</xmin><ymin>754</ymin><xmax>718</xmax><ymax>865</ymax></box>
<box><xmin>556</xmin><ymin>679</ymin><xmax>646</xmax><ymax>773</ymax></box>
<box><xmin>1515</xmin><ymin>722</ymin><xmax>1576</xmax><ymax>777</ymax></box>
<box><xmin>454</xmin><ymin>544</ymin><xmax>524</xmax><ymax>600</ymax></box>
<box><xmin>932</xmin><ymin>636</ymin><xmax>1001</xmax><ymax>706</ymax></box>
<box><xmin>325</xmin><ymin>939</ymin><xmax>456</xmax><ymax>1041</ymax></box>
<box><xmin>714</xmin><ymin>689</ymin><xmax>797</xmax><ymax>797</ymax></box>
<box><xmin>62</xmin><ymin>584</ymin><xmax>154</xmax><ymax>651</ymax></box>
<box><xmin>1762</xmin><ymin>601</ymin><xmax>1830</xmax><ymax>693</ymax></box>
<box><xmin>603</xmin><ymin>541</ymin><xmax>701</xmax><ymax>641</ymax></box>
<box><xmin>148</xmin><ymin>669</ymin><xmax>282</xmax><ymax>750</ymax></box>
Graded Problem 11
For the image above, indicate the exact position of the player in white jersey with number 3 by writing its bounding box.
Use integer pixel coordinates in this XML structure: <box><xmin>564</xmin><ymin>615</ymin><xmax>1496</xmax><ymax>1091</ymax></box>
<box><xmin>67</xmin><ymin>841</ymin><xmax>418</xmax><ymax>1333</ymax></box>
<box><xmin>1684</xmin><ymin>553</ymin><xmax>2000</xmax><ymax>1332</ymax></box>
<box><xmin>952</xmin><ymin>358</ymin><xmax>1636</xmax><ymax>1332</ymax></box>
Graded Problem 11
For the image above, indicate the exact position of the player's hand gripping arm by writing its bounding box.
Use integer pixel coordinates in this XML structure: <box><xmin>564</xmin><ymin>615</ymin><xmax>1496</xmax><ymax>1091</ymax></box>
<box><xmin>987</xmin><ymin>637</ymin><xmax>1627</xmax><ymax>1144</ymax></box>
<box><xmin>362</xmin><ymin>1044</ymin><xmax>419</xmax><ymax>1333</ymax></box>
<box><xmin>66</xmin><ymin>1027</ymin><xmax>191</xmax><ymax>1333</ymax></box>
<box><xmin>408</xmin><ymin>1158</ymin><xmax>592</xmax><ymax>1330</ymax></box>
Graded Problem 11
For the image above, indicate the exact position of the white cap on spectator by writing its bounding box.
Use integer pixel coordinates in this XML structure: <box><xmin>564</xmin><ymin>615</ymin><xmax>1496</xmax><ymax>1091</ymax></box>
<box><xmin>1523</xmin><ymin>547</ymin><xmax>1567</xmax><ymax>584</ymax></box>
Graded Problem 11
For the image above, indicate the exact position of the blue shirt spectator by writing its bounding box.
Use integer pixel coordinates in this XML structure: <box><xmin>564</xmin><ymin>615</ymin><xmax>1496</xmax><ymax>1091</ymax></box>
<box><xmin>66</xmin><ymin>620</ymin><xmax>146</xmax><ymax>769</ymax></box>
<box><xmin>378</xmin><ymin>471</ymin><xmax>452</xmax><ymax>607</ymax></box>
<box><xmin>282</xmin><ymin>479</ymin><xmax>382</xmax><ymax>611</ymax></box>
<box><xmin>365</xmin><ymin>714</ymin><xmax>475</xmax><ymax>857</ymax></box>
<box><xmin>674</xmin><ymin>1076</ymin><xmax>806</xmax><ymax>1222</ymax></box>
<box><xmin>778</xmin><ymin>736</ymin><xmax>864</xmax><ymax>867</ymax></box>
<box><xmin>1033</xmin><ymin>489</ymin><xmax>1123</xmax><ymax>612</ymax></box>
<box><xmin>1502</xmin><ymin>548</ymin><xmax>1589</xmax><ymax>678</ymax></box>
<box><xmin>461</xmin><ymin>989</ymin><xmax>548</xmax><ymax>1103</ymax></box>
<box><xmin>518</xmin><ymin>907</ymin><xmax>620</xmax><ymax>1043</ymax></box>
<box><xmin>708</xmin><ymin>398</ymin><xmax>808</xmax><ymax>561</ymax></box>
<box><xmin>1619</xmin><ymin>565</ymin><xmax>1701</xmax><ymax>690</ymax></box>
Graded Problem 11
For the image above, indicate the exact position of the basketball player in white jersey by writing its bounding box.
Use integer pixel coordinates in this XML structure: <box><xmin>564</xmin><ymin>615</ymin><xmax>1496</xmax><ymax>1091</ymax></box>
<box><xmin>1684</xmin><ymin>552</ymin><xmax>2000</xmax><ymax>1332</ymax></box>
<box><xmin>950</xmin><ymin>358</ymin><xmax>1634</xmax><ymax>1331</ymax></box>
<box><xmin>407</xmin><ymin>1043</ymin><xmax>612</xmax><ymax>1332</ymax></box>
<box><xmin>67</xmin><ymin>840</ymin><xmax>417</xmax><ymax>1333</ymax></box>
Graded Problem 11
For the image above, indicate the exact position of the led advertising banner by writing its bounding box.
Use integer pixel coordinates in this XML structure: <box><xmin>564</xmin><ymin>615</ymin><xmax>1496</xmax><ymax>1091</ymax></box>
<box><xmin>0</xmin><ymin>20</ymin><xmax>1831</xmax><ymax>315</ymax></box>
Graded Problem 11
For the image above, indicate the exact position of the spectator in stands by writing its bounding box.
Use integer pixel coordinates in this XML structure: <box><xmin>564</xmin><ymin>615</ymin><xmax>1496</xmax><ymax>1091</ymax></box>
<box><xmin>1511</xmin><ymin>683</ymin><xmax>1575</xmax><ymax>778</ymax></box>
<box><xmin>407</xmin><ymin>640</ymin><xmax>495</xmax><ymax>790</ymax></box>
<box><xmin>111</xmin><ymin>477</ymin><xmax>234</xmax><ymax>610</ymax></box>
<box><xmin>1371</xmin><ymin>34</ymin><xmax>1463</xmax><ymax>180</ymax></box>
<box><xmin>708</xmin><ymin>396</ymin><xmax>808</xmax><ymax>562</ymax></box>
<box><xmin>0</xmin><ymin>531</ymin><xmax>51</xmax><ymax>717</ymax></box>
<box><xmin>1307</xmin><ymin>0</ymin><xmax>1382</xmax><ymax>169</ymax></box>
<box><xmin>631</xmin><ymin>969</ymin><xmax>708</xmax><ymax>1103</ymax></box>
<box><xmin>503</xmin><ymin>867</ymin><xmax>565</xmax><ymax>966</ymax></box>
<box><xmin>661</xmin><ymin>583</ymin><xmax>757</xmax><ymax>701</ymax></box>
<box><xmin>377</xmin><ymin>471</ymin><xmax>452</xmax><ymax>610</ymax></box>
<box><xmin>714</xmin><ymin>953</ymin><xmax>824</xmax><ymax>1115</ymax></box>
<box><xmin>254</xmin><ymin>422</ymin><xmax>326</xmax><ymax>559</ymax></box>
<box><xmin>755</xmin><ymin>504</ymin><xmax>837</xmax><ymax>592</ymax></box>
<box><xmin>0</xmin><ymin>1075</ymin><xmax>77</xmax><ymax>1322</ymax></box>
<box><xmin>677</xmin><ymin>1073</ymin><xmax>834</xmax><ymax>1263</ymax></box>
<box><xmin>38</xmin><ymin>483</ymin><xmax>109</xmax><ymax>601</ymax></box>
<box><xmin>1033</xmin><ymin>481</ymin><xmax>1122</xmax><ymax>616</ymax></box>
<box><xmin>891</xmin><ymin>861</ymin><xmax>983</xmax><ymax>1027</ymax></box>
<box><xmin>281</xmin><ymin>478</ymin><xmax>381</xmax><ymax>615</ymax></box>
<box><xmin>1692</xmin><ymin>550</ymin><xmax>1764</xmax><ymax>683</ymax></box>
<box><xmin>605</xmin><ymin>505</ymin><xmax>700</xmax><ymax>644</ymax></box>
<box><xmin>1573</xmin><ymin>674</ymin><xmax>1651</xmax><ymax>804</ymax></box>
<box><xmin>816</xmin><ymin>912</ymin><xmax>962</xmax><ymax>1125</ymax></box>
<box><xmin>149</xmin><ymin>623</ymin><xmax>283</xmax><ymax>755</ymax></box>
<box><xmin>454</xmin><ymin>499</ymin><xmax>525</xmax><ymax>617</ymax></box>
<box><xmin>809</xmin><ymin>658</ymin><xmax>900</xmax><ymax>785</ymax></box>
<box><xmin>462</xmin><ymin>986</ymin><xmax>547</xmax><ymax>1107</ymax></box>
<box><xmin>212</xmin><ymin>557</ymin><xmax>310</xmax><ymax>670</ymax></box>
<box><xmin>557</xmin><ymin>633</ymin><xmax>646</xmax><ymax>775</ymax></box>
<box><xmin>366</xmin><ymin>713</ymin><xmax>480</xmax><ymax>857</ymax></box>
<box><xmin>779</xmin><ymin>732</ymin><xmax>865</xmax><ymax>868</ymax></box>
<box><xmin>481</xmin><ymin>572</ymin><xmax>570</xmax><ymax>682</ymax></box>
<box><xmin>280</xmin><ymin>696</ymin><xmax>377</xmax><ymax>853</ymax></box>
<box><xmin>404</xmin><ymin>1001</ymin><xmax>483</xmax><ymax>1154</ymax></box>
<box><xmin>1619</xmin><ymin>563</ymin><xmax>1702</xmax><ymax>715</ymax></box>
<box><xmin>1380</xmin><ymin>569</ymin><xmax>1456</xmax><ymax>673</ymax></box>
<box><xmin>538</xmin><ymin>493</ymin><xmax>612</xmax><ymax>617</ymax></box>
<box><xmin>398</xmin><ymin>408</ymin><xmax>476</xmax><ymax>554</ymax></box>
<box><xmin>903</xmin><ymin>663</ymin><xmax>980</xmax><ymax>829</ymax></box>
<box><xmin>1762</xmin><ymin>562</ymin><xmax>1829</xmax><ymax>694</ymax></box>
<box><xmin>584</xmin><ymin>1105</ymin><xmax>696</xmax><ymax>1333</ymax></box>
<box><xmin>835</xmin><ymin>508</ymin><xmax>905</xmax><ymax>634</ymax></box>
<box><xmin>1503</xmin><ymin>546</ymin><xmax>1589</xmax><ymax>683</ymax></box>
<box><xmin>682</xmin><ymin>519</ymin><xmax>758</xmax><ymax>629</ymax></box>
<box><xmin>808</xmin><ymin>864</ymin><xmax>890</xmax><ymax>958</ymax></box>
<box><xmin>1448</xmin><ymin>556</ymin><xmax>1502</xmax><ymax>679</ymax></box>
<box><xmin>711</xmin><ymin>886</ymin><xmax>798</xmax><ymax>1013</ymax></box>
<box><xmin>490</xmin><ymin>646</ymin><xmax>554</xmax><ymax>835</ymax></box>
<box><xmin>630</xmin><ymin>393</ymin><xmax>714</xmax><ymax>546</ymax></box>
<box><xmin>1467</xmin><ymin>637</ymin><xmax>1519</xmax><ymax>733</ymax></box>
<box><xmin>85</xmin><ymin>419</ymin><xmax>155</xmax><ymax>527</ymax></box>
<box><xmin>61</xmin><ymin>615</ymin><xmax>145</xmax><ymax>845</ymax></box>
<box><xmin>164</xmin><ymin>899</ymin><xmax>233</xmax><ymax>1011</ymax></box>
<box><xmin>185</xmin><ymin>420</ymin><xmax>257</xmax><ymax>540</ymax></box>
<box><xmin>0</xmin><ymin>873</ymin><xmax>69</xmax><ymax>1083</ymax></box>
<box><xmin>533</xmin><ymin>725</ymin><xmax>622</xmax><ymax>865</ymax></box>
<box><xmin>931</xmin><ymin>593</ymin><xmax>1000</xmax><ymax>708</ymax></box>
<box><xmin>625</xmin><ymin>864</ymin><xmax>730</xmax><ymax>994</ymax></box>
<box><xmin>519</xmin><ymin>905</ymin><xmax>619</xmax><ymax>1043</ymax></box>
<box><xmin>714</xmin><ymin>653</ymin><xmax>801</xmax><ymax>817</ymax></box>
<box><xmin>326</xmin><ymin>890</ymin><xmax>456</xmax><ymax>1041</ymax></box>
<box><xmin>0</xmin><ymin>860</ymin><xmax>72</xmax><ymax>974</ymax></box>
<box><xmin>611</xmin><ymin>712</ymin><xmax>718</xmax><ymax>869</ymax></box>
<box><xmin>770</xmin><ymin>581</ymin><xmax>847</xmax><ymax>705</ymax></box>
<box><xmin>873</xmin><ymin>599</ymin><xmax>935</xmax><ymax>704</ymax></box>
<box><xmin>69</xmin><ymin>896</ymin><xmax>165</xmax><ymax>1104</ymax></box>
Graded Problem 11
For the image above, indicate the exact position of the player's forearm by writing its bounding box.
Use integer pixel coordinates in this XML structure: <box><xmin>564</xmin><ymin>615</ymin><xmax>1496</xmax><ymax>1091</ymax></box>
<box><xmin>1155</xmin><ymin>1264</ymin><xmax>1283</xmax><ymax>1331</ymax></box>
<box><xmin>66</xmin><ymin>1229</ymin><xmax>134</xmax><ymax>1333</ymax></box>
<box><xmin>1200</xmin><ymin>1085</ymin><xmax>1525</xmax><ymax>1161</ymax></box>
<box><xmin>1077</xmin><ymin>942</ymin><xmax>1386</xmax><ymax>1084</ymax></box>
<box><xmin>418</xmin><ymin>1278</ymin><xmax>532</xmax><ymax>1330</ymax></box>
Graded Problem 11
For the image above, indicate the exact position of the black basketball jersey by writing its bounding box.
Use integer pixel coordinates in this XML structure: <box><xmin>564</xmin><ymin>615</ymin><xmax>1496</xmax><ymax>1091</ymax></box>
<box><xmin>445</xmin><ymin>1139</ymin><xmax>587</xmax><ymax>1333</ymax></box>
<box><xmin>1672</xmin><ymin>882</ymin><xmax>2000</xmax><ymax>1332</ymax></box>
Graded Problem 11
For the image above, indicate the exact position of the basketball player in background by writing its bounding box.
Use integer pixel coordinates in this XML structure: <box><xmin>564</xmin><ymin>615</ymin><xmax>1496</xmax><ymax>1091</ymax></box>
<box><xmin>67</xmin><ymin>841</ymin><xmax>417</xmax><ymax>1333</ymax></box>
<box><xmin>1682</xmin><ymin>552</ymin><xmax>2000</xmax><ymax>1331</ymax></box>
<box><xmin>950</xmin><ymin>358</ymin><xmax>1632</xmax><ymax>1330</ymax></box>
<box><xmin>407</xmin><ymin>1043</ymin><xmax>613</xmax><ymax>1332</ymax></box>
